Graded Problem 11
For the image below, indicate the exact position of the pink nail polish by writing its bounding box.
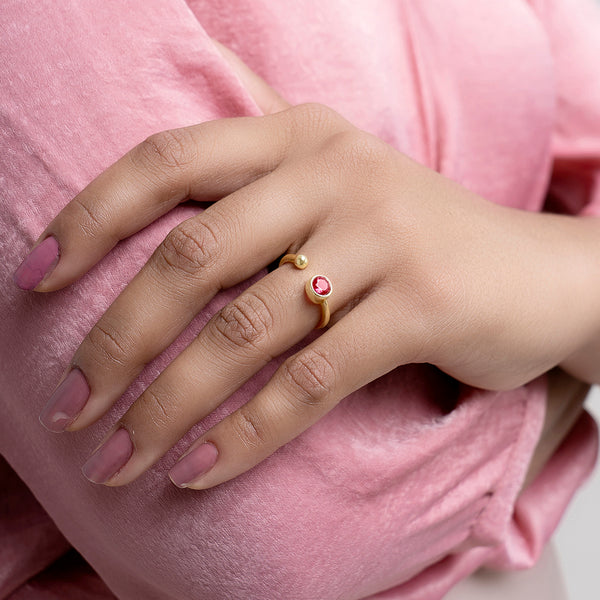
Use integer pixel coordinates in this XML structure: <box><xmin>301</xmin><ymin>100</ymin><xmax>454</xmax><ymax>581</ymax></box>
<box><xmin>82</xmin><ymin>428</ymin><xmax>133</xmax><ymax>484</ymax></box>
<box><xmin>13</xmin><ymin>236</ymin><xmax>60</xmax><ymax>290</ymax></box>
<box><xmin>169</xmin><ymin>442</ymin><xmax>218</xmax><ymax>488</ymax></box>
<box><xmin>39</xmin><ymin>368</ymin><xmax>90</xmax><ymax>433</ymax></box>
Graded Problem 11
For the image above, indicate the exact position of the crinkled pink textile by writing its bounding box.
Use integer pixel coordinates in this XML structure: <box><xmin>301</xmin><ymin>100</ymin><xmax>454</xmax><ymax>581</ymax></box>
<box><xmin>1</xmin><ymin>1</ymin><xmax>599</xmax><ymax>599</ymax></box>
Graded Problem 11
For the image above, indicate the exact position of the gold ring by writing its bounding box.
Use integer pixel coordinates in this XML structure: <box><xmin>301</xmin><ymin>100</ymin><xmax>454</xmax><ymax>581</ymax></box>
<box><xmin>278</xmin><ymin>253</ymin><xmax>332</xmax><ymax>329</ymax></box>
<box><xmin>278</xmin><ymin>253</ymin><xmax>309</xmax><ymax>269</ymax></box>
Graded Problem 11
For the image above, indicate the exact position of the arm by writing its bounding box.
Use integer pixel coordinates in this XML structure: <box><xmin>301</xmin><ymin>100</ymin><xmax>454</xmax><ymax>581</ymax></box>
<box><xmin>522</xmin><ymin>367</ymin><xmax>589</xmax><ymax>491</ymax></box>
<box><xmin>526</xmin><ymin>0</ymin><xmax>600</xmax><ymax>384</ymax></box>
<box><xmin>554</xmin><ymin>215</ymin><xmax>600</xmax><ymax>385</ymax></box>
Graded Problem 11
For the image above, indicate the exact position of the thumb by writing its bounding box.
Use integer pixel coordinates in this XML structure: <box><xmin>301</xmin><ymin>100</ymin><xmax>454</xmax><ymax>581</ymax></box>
<box><xmin>211</xmin><ymin>38</ymin><xmax>291</xmax><ymax>115</ymax></box>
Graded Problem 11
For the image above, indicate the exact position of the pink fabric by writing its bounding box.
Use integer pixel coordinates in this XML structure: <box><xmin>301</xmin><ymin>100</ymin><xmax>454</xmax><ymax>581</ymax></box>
<box><xmin>1</xmin><ymin>1</ymin><xmax>599</xmax><ymax>598</ymax></box>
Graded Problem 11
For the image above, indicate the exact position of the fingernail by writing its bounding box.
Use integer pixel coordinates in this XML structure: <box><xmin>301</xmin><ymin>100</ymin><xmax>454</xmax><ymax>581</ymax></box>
<box><xmin>39</xmin><ymin>368</ymin><xmax>90</xmax><ymax>433</ymax></box>
<box><xmin>13</xmin><ymin>236</ymin><xmax>60</xmax><ymax>290</ymax></box>
<box><xmin>82</xmin><ymin>428</ymin><xmax>134</xmax><ymax>484</ymax></box>
<box><xmin>169</xmin><ymin>442</ymin><xmax>218</xmax><ymax>488</ymax></box>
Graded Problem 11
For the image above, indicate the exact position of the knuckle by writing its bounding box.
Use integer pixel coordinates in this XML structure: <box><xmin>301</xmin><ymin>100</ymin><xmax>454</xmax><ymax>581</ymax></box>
<box><xmin>137</xmin><ymin>387</ymin><xmax>177</xmax><ymax>428</ymax></box>
<box><xmin>280</xmin><ymin>349</ymin><xmax>336</xmax><ymax>407</ymax></box>
<box><xmin>133</xmin><ymin>128</ymin><xmax>197</xmax><ymax>172</ymax></box>
<box><xmin>212</xmin><ymin>291</ymin><xmax>274</xmax><ymax>355</ymax></box>
<box><xmin>233</xmin><ymin>407</ymin><xmax>271</xmax><ymax>449</ymax></box>
<box><xmin>85</xmin><ymin>319</ymin><xmax>132</xmax><ymax>369</ymax></box>
<box><xmin>70</xmin><ymin>195</ymin><xmax>108</xmax><ymax>240</ymax></box>
<box><xmin>288</xmin><ymin>102</ymin><xmax>348</xmax><ymax>139</ymax></box>
<box><xmin>157</xmin><ymin>219</ymin><xmax>220</xmax><ymax>278</ymax></box>
<box><xmin>382</xmin><ymin>265</ymin><xmax>467</xmax><ymax>365</ymax></box>
<box><xmin>309</xmin><ymin>130</ymin><xmax>394</xmax><ymax>199</ymax></box>
<box><xmin>324</xmin><ymin>130</ymin><xmax>391</xmax><ymax>175</ymax></box>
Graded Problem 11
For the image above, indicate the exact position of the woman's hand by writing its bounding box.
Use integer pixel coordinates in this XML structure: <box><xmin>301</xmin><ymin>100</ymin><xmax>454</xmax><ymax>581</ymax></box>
<box><xmin>16</xmin><ymin>43</ymin><xmax>599</xmax><ymax>490</ymax></box>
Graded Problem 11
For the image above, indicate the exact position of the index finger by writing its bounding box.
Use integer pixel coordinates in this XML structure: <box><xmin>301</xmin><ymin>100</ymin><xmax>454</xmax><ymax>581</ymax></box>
<box><xmin>12</xmin><ymin>109</ymin><xmax>299</xmax><ymax>292</ymax></box>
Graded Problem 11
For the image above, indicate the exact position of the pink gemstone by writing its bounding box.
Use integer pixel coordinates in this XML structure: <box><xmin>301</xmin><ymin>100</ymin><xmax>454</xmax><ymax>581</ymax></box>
<box><xmin>312</xmin><ymin>276</ymin><xmax>331</xmax><ymax>296</ymax></box>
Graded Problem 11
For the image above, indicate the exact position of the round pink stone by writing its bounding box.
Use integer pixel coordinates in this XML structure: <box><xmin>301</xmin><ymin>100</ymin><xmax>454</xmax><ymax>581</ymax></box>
<box><xmin>311</xmin><ymin>276</ymin><xmax>331</xmax><ymax>296</ymax></box>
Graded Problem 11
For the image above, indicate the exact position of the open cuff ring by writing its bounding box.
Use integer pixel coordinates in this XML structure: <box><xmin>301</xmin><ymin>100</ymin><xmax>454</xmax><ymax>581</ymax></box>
<box><xmin>278</xmin><ymin>253</ymin><xmax>332</xmax><ymax>329</ymax></box>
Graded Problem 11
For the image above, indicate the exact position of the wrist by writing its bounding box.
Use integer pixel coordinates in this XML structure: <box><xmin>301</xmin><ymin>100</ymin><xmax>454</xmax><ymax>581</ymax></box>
<box><xmin>427</xmin><ymin>201</ymin><xmax>600</xmax><ymax>390</ymax></box>
<box><xmin>512</xmin><ymin>211</ymin><xmax>600</xmax><ymax>384</ymax></box>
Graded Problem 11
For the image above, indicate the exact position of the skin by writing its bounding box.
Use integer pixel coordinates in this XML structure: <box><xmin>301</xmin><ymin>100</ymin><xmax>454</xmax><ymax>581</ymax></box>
<box><xmin>23</xmin><ymin>41</ymin><xmax>598</xmax><ymax>490</ymax></box>
<box><xmin>521</xmin><ymin>367</ymin><xmax>588</xmax><ymax>491</ymax></box>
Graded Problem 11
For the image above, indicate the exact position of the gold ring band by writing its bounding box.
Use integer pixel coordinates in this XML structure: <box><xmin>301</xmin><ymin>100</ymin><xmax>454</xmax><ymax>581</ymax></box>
<box><xmin>278</xmin><ymin>253</ymin><xmax>308</xmax><ymax>269</ymax></box>
<box><xmin>278</xmin><ymin>253</ymin><xmax>332</xmax><ymax>328</ymax></box>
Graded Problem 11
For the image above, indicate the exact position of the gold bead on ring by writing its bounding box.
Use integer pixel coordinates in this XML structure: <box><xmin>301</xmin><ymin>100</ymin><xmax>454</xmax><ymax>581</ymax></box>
<box><xmin>278</xmin><ymin>253</ymin><xmax>332</xmax><ymax>329</ymax></box>
<box><xmin>279</xmin><ymin>253</ymin><xmax>309</xmax><ymax>269</ymax></box>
